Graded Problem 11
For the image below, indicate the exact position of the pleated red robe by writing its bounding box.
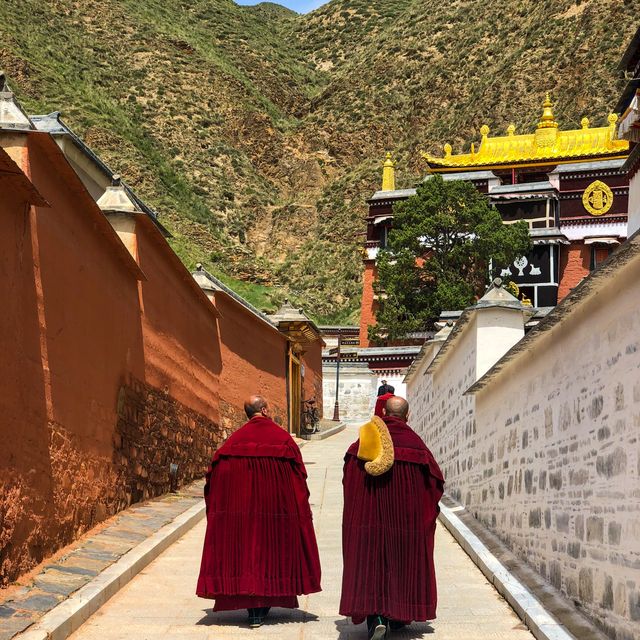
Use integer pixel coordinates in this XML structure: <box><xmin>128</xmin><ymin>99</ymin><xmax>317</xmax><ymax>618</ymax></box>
<box><xmin>340</xmin><ymin>416</ymin><xmax>444</xmax><ymax>624</ymax></box>
<box><xmin>196</xmin><ymin>416</ymin><xmax>321</xmax><ymax>610</ymax></box>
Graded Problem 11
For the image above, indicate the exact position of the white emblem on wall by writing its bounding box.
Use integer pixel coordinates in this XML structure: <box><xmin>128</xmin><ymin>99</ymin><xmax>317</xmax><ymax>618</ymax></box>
<box><xmin>513</xmin><ymin>256</ymin><xmax>529</xmax><ymax>277</ymax></box>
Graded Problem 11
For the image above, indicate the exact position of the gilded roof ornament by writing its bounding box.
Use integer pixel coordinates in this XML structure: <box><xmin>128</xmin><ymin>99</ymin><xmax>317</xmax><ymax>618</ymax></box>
<box><xmin>537</xmin><ymin>92</ymin><xmax>558</xmax><ymax>129</ymax></box>
<box><xmin>421</xmin><ymin>92</ymin><xmax>629</xmax><ymax>170</ymax></box>
<box><xmin>444</xmin><ymin>143</ymin><xmax>452</xmax><ymax>157</ymax></box>
<box><xmin>381</xmin><ymin>152</ymin><xmax>396</xmax><ymax>191</ymax></box>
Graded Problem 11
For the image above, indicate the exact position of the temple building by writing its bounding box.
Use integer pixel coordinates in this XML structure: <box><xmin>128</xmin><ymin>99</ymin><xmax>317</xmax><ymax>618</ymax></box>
<box><xmin>616</xmin><ymin>27</ymin><xmax>640</xmax><ymax>235</ymax></box>
<box><xmin>361</xmin><ymin>95</ymin><xmax>630</xmax><ymax>346</ymax></box>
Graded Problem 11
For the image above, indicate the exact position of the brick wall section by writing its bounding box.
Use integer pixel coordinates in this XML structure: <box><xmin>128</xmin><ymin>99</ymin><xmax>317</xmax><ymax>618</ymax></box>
<box><xmin>558</xmin><ymin>242</ymin><xmax>590</xmax><ymax>301</ymax></box>
<box><xmin>114</xmin><ymin>377</ymin><xmax>223</xmax><ymax>506</ymax></box>
<box><xmin>359</xmin><ymin>261</ymin><xmax>377</xmax><ymax>347</ymax></box>
<box><xmin>408</xmin><ymin>258</ymin><xmax>640</xmax><ymax>640</ymax></box>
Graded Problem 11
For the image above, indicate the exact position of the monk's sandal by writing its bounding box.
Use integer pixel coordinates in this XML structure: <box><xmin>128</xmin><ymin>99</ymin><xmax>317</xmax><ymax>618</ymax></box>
<box><xmin>367</xmin><ymin>615</ymin><xmax>389</xmax><ymax>640</ymax></box>
<box><xmin>248</xmin><ymin>608</ymin><xmax>264</xmax><ymax>628</ymax></box>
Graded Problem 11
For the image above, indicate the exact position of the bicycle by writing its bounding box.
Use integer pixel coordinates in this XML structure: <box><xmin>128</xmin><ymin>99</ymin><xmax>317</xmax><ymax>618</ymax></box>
<box><xmin>301</xmin><ymin>398</ymin><xmax>320</xmax><ymax>435</ymax></box>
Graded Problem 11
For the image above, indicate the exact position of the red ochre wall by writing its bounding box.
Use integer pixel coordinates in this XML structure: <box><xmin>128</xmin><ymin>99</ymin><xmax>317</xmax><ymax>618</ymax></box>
<box><xmin>302</xmin><ymin>339</ymin><xmax>324</xmax><ymax>418</ymax></box>
<box><xmin>558</xmin><ymin>242</ymin><xmax>591</xmax><ymax>301</ymax></box>
<box><xmin>0</xmin><ymin>134</ymin><xmax>223</xmax><ymax>586</ymax></box>
<box><xmin>213</xmin><ymin>293</ymin><xmax>289</xmax><ymax>431</ymax></box>
<box><xmin>359</xmin><ymin>261</ymin><xmax>378</xmax><ymax>347</ymax></box>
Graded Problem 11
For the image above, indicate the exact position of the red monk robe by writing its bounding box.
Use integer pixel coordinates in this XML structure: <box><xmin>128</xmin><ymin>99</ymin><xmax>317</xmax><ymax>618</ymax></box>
<box><xmin>196</xmin><ymin>415</ymin><xmax>321</xmax><ymax>610</ymax></box>
<box><xmin>340</xmin><ymin>415</ymin><xmax>444</xmax><ymax>625</ymax></box>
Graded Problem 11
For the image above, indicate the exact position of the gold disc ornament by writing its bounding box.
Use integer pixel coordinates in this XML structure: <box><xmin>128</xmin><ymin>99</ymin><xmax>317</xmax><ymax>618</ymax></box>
<box><xmin>582</xmin><ymin>180</ymin><xmax>613</xmax><ymax>216</ymax></box>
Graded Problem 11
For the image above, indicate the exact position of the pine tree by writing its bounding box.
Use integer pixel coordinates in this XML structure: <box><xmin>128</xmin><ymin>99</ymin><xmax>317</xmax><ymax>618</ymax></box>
<box><xmin>370</xmin><ymin>175</ymin><xmax>531</xmax><ymax>342</ymax></box>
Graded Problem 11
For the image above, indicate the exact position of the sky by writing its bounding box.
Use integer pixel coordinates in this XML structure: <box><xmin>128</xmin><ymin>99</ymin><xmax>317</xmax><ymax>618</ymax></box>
<box><xmin>235</xmin><ymin>1</ymin><xmax>328</xmax><ymax>14</ymax></box>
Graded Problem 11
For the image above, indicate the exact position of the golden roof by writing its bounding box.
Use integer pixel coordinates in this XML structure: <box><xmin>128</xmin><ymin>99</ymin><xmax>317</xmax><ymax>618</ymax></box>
<box><xmin>422</xmin><ymin>93</ymin><xmax>629</xmax><ymax>171</ymax></box>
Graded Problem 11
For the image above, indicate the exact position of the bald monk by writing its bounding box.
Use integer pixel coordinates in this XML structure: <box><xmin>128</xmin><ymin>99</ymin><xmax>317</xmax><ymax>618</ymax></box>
<box><xmin>197</xmin><ymin>395</ymin><xmax>321</xmax><ymax>627</ymax></box>
<box><xmin>341</xmin><ymin>396</ymin><xmax>444</xmax><ymax>639</ymax></box>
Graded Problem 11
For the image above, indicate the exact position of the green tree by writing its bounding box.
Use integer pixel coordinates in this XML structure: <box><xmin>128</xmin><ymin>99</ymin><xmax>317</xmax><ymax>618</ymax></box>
<box><xmin>370</xmin><ymin>175</ymin><xmax>531</xmax><ymax>342</ymax></box>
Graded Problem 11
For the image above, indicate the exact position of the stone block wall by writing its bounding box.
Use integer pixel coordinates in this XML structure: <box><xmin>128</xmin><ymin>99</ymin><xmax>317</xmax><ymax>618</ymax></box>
<box><xmin>114</xmin><ymin>377</ymin><xmax>223</xmax><ymax>506</ymax></box>
<box><xmin>323</xmin><ymin>362</ymin><xmax>377</xmax><ymax>423</ymax></box>
<box><xmin>410</xmin><ymin>321</ymin><xmax>477</xmax><ymax>497</ymax></box>
<box><xmin>472</xmin><ymin>293</ymin><xmax>640</xmax><ymax>640</ymax></box>
<box><xmin>408</xmin><ymin>257</ymin><xmax>640</xmax><ymax>640</ymax></box>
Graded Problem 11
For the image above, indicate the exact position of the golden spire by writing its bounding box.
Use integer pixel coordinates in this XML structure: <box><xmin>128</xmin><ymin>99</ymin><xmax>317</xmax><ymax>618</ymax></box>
<box><xmin>381</xmin><ymin>152</ymin><xmax>396</xmax><ymax>191</ymax></box>
<box><xmin>537</xmin><ymin>92</ymin><xmax>558</xmax><ymax>129</ymax></box>
<box><xmin>581</xmin><ymin>117</ymin><xmax>590</xmax><ymax>130</ymax></box>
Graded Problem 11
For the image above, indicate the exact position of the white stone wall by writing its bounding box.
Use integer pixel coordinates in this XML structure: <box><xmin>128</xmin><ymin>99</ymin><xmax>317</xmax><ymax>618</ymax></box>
<box><xmin>410</xmin><ymin>319</ymin><xmax>477</xmax><ymax>491</ymax></box>
<box><xmin>322</xmin><ymin>362</ymin><xmax>377</xmax><ymax>423</ymax></box>
<box><xmin>407</xmin><ymin>259</ymin><xmax>640</xmax><ymax>640</ymax></box>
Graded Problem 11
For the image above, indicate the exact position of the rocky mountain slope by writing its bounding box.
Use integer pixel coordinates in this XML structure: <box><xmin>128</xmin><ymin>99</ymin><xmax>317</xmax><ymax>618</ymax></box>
<box><xmin>1</xmin><ymin>0</ymin><xmax>636</xmax><ymax>322</ymax></box>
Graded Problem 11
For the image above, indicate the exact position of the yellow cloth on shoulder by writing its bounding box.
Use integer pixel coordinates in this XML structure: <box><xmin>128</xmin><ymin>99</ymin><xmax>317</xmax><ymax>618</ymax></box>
<box><xmin>357</xmin><ymin>415</ymin><xmax>394</xmax><ymax>476</ymax></box>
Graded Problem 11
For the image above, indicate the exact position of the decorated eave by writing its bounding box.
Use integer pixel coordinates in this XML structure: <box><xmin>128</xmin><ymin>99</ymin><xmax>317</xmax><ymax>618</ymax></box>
<box><xmin>269</xmin><ymin>300</ymin><xmax>321</xmax><ymax>347</ymax></box>
<box><xmin>422</xmin><ymin>94</ymin><xmax>629</xmax><ymax>172</ymax></box>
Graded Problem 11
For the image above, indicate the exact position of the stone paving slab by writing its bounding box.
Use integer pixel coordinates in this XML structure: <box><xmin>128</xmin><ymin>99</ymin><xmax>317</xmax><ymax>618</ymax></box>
<box><xmin>0</xmin><ymin>482</ymin><xmax>203</xmax><ymax>640</ymax></box>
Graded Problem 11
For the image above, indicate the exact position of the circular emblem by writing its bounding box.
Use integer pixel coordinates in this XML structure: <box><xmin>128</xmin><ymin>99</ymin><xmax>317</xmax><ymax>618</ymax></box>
<box><xmin>582</xmin><ymin>180</ymin><xmax>613</xmax><ymax>216</ymax></box>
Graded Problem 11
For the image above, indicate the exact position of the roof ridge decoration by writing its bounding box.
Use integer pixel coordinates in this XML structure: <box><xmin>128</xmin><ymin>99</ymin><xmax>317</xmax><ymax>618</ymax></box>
<box><xmin>422</xmin><ymin>93</ymin><xmax>629</xmax><ymax>170</ymax></box>
<box><xmin>0</xmin><ymin>72</ymin><xmax>35</xmax><ymax>130</ymax></box>
<box><xmin>96</xmin><ymin>175</ymin><xmax>142</xmax><ymax>214</ymax></box>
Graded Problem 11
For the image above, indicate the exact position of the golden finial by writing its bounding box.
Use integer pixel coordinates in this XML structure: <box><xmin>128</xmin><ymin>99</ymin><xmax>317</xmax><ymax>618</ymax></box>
<box><xmin>471</xmin><ymin>142</ymin><xmax>476</xmax><ymax>155</ymax></box>
<box><xmin>381</xmin><ymin>152</ymin><xmax>396</xmax><ymax>191</ymax></box>
<box><xmin>537</xmin><ymin>92</ymin><xmax>558</xmax><ymax>129</ymax></box>
<box><xmin>443</xmin><ymin>143</ymin><xmax>452</xmax><ymax>157</ymax></box>
<box><xmin>507</xmin><ymin>124</ymin><xmax>516</xmax><ymax>136</ymax></box>
<box><xmin>608</xmin><ymin>113</ymin><xmax>618</xmax><ymax>124</ymax></box>
<box><xmin>581</xmin><ymin>117</ymin><xmax>590</xmax><ymax>129</ymax></box>
<box><xmin>480</xmin><ymin>124</ymin><xmax>490</xmax><ymax>138</ymax></box>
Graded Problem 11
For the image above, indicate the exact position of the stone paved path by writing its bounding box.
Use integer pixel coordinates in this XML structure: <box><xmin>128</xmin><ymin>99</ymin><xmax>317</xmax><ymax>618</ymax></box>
<box><xmin>0</xmin><ymin>484</ymin><xmax>203</xmax><ymax>640</ymax></box>
<box><xmin>68</xmin><ymin>425</ymin><xmax>535</xmax><ymax>639</ymax></box>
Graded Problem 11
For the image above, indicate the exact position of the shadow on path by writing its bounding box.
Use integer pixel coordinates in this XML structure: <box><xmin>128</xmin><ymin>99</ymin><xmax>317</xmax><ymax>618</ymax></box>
<box><xmin>335</xmin><ymin>617</ymin><xmax>434</xmax><ymax>638</ymax></box>
<box><xmin>196</xmin><ymin>607</ymin><xmax>319</xmax><ymax>627</ymax></box>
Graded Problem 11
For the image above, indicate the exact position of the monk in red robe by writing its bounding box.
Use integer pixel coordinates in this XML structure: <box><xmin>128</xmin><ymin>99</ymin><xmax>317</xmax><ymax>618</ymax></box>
<box><xmin>374</xmin><ymin>387</ymin><xmax>395</xmax><ymax>417</ymax></box>
<box><xmin>197</xmin><ymin>395</ymin><xmax>321</xmax><ymax>627</ymax></box>
<box><xmin>340</xmin><ymin>396</ymin><xmax>444</xmax><ymax>639</ymax></box>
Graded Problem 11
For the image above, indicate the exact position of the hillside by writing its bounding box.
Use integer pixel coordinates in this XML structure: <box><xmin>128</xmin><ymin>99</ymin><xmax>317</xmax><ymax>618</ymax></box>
<box><xmin>0</xmin><ymin>0</ymin><xmax>636</xmax><ymax>322</ymax></box>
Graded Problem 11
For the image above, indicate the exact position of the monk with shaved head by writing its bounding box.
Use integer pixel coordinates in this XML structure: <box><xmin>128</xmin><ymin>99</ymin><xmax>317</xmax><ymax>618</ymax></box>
<box><xmin>341</xmin><ymin>395</ymin><xmax>444</xmax><ymax>639</ymax></box>
<box><xmin>197</xmin><ymin>395</ymin><xmax>321</xmax><ymax>628</ymax></box>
